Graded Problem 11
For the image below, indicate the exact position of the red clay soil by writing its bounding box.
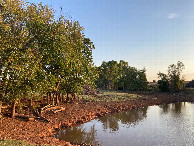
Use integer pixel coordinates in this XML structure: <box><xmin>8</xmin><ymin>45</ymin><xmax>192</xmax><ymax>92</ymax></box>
<box><xmin>0</xmin><ymin>92</ymin><xmax>194</xmax><ymax>145</ymax></box>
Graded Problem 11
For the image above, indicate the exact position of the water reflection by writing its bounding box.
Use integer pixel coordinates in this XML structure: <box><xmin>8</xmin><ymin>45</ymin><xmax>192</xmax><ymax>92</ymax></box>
<box><xmin>56</xmin><ymin>107</ymin><xmax>148</xmax><ymax>144</ymax></box>
<box><xmin>99</xmin><ymin>107</ymin><xmax>148</xmax><ymax>131</ymax></box>
<box><xmin>56</xmin><ymin>102</ymin><xmax>194</xmax><ymax>146</ymax></box>
<box><xmin>159</xmin><ymin>102</ymin><xmax>185</xmax><ymax>114</ymax></box>
<box><xmin>57</xmin><ymin>125</ymin><xmax>99</xmax><ymax>145</ymax></box>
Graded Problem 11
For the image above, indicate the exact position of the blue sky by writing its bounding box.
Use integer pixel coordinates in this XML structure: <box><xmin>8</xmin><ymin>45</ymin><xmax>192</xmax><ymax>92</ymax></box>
<box><xmin>27</xmin><ymin>0</ymin><xmax>194</xmax><ymax>81</ymax></box>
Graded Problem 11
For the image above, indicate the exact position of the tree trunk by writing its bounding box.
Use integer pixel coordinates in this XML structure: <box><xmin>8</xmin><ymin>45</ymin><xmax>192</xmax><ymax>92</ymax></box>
<box><xmin>0</xmin><ymin>101</ymin><xmax>2</xmax><ymax>125</ymax></box>
<box><xmin>46</xmin><ymin>92</ymin><xmax>49</xmax><ymax>105</ymax></box>
<box><xmin>52</xmin><ymin>92</ymin><xmax>55</xmax><ymax>105</ymax></box>
<box><xmin>61</xmin><ymin>93</ymin><xmax>64</xmax><ymax>102</ymax></box>
<box><xmin>72</xmin><ymin>93</ymin><xmax>76</xmax><ymax>100</ymax></box>
<box><xmin>29</xmin><ymin>99</ymin><xmax>33</xmax><ymax>117</ymax></box>
<box><xmin>11</xmin><ymin>100</ymin><xmax>16</xmax><ymax>118</ymax></box>
<box><xmin>29</xmin><ymin>99</ymin><xmax>33</xmax><ymax>107</ymax></box>
<box><xmin>0</xmin><ymin>101</ymin><xmax>2</xmax><ymax>114</ymax></box>
<box><xmin>58</xmin><ymin>92</ymin><xmax>61</xmax><ymax>102</ymax></box>
<box><xmin>56</xmin><ymin>92</ymin><xmax>59</xmax><ymax>106</ymax></box>
<box><xmin>66</xmin><ymin>93</ymin><xmax>69</xmax><ymax>102</ymax></box>
<box><xmin>49</xmin><ymin>92</ymin><xmax>51</xmax><ymax>104</ymax></box>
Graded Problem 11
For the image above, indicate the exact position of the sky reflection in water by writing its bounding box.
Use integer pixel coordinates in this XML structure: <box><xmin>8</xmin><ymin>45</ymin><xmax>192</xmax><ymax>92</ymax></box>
<box><xmin>56</xmin><ymin>102</ymin><xmax>194</xmax><ymax>146</ymax></box>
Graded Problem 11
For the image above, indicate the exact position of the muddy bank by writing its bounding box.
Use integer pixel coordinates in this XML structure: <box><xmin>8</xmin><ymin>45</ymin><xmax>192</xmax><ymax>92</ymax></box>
<box><xmin>0</xmin><ymin>92</ymin><xmax>194</xmax><ymax>145</ymax></box>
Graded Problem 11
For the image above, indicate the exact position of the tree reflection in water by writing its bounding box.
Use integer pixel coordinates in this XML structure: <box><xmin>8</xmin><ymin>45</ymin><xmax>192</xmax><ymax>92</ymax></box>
<box><xmin>99</xmin><ymin>107</ymin><xmax>148</xmax><ymax>131</ymax></box>
<box><xmin>159</xmin><ymin>102</ymin><xmax>186</xmax><ymax>114</ymax></box>
<box><xmin>57</xmin><ymin>125</ymin><xmax>99</xmax><ymax>145</ymax></box>
<box><xmin>56</xmin><ymin>107</ymin><xmax>148</xmax><ymax>145</ymax></box>
<box><xmin>56</xmin><ymin>103</ymin><xmax>194</xmax><ymax>146</ymax></box>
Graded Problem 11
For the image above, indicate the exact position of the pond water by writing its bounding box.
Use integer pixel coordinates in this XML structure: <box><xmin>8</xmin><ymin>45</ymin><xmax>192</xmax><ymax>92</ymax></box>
<box><xmin>56</xmin><ymin>102</ymin><xmax>194</xmax><ymax>146</ymax></box>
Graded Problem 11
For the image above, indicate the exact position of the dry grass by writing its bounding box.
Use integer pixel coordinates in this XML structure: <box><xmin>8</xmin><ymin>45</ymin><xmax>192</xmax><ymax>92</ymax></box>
<box><xmin>79</xmin><ymin>90</ymin><xmax>141</xmax><ymax>102</ymax></box>
<box><xmin>0</xmin><ymin>139</ymin><xmax>32</xmax><ymax>146</ymax></box>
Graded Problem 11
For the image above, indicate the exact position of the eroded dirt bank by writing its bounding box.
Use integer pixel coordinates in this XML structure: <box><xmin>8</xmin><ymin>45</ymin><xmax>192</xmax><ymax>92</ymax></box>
<box><xmin>0</xmin><ymin>92</ymin><xmax>194</xmax><ymax>145</ymax></box>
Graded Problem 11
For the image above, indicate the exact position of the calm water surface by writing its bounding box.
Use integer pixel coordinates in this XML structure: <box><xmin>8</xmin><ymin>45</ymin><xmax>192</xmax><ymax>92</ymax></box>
<box><xmin>56</xmin><ymin>102</ymin><xmax>194</xmax><ymax>146</ymax></box>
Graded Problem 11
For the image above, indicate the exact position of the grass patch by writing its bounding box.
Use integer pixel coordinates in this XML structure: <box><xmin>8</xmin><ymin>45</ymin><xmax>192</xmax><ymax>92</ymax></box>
<box><xmin>0</xmin><ymin>139</ymin><xmax>32</xmax><ymax>146</ymax></box>
<box><xmin>79</xmin><ymin>90</ymin><xmax>141</xmax><ymax>102</ymax></box>
<box><xmin>185</xmin><ymin>88</ymin><xmax>194</xmax><ymax>97</ymax></box>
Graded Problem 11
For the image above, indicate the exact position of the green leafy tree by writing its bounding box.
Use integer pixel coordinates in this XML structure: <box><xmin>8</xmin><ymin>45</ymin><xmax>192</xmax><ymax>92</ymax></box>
<box><xmin>0</xmin><ymin>0</ymin><xmax>46</xmax><ymax>117</ymax></box>
<box><xmin>157</xmin><ymin>61</ymin><xmax>185</xmax><ymax>92</ymax></box>
<box><xmin>168</xmin><ymin>61</ymin><xmax>185</xmax><ymax>92</ymax></box>
<box><xmin>96</xmin><ymin>61</ymin><xmax>109</xmax><ymax>89</ymax></box>
<box><xmin>58</xmin><ymin>20</ymin><xmax>97</xmax><ymax>100</ymax></box>
<box><xmin>116</xmin><ymin>60</ymin><xmax>128</xmax><ymax>90</ymax></box>
<box><xmin>107</xmin><ymin>60</ymin><xmax>118</xmax><ymax>89</ymax></box>
<box><xmin>157</xmin><ymin>73</ymin><xmax>170</xmax><ymax>92</ymax></box>
<box><xmin>96</xmin><ymin>60</ymin><xmax>148</xmax><ymax>91</ymax></box>
<box><xmin>124</xmin><ymin>67</ymin><xmax>147</xmax><ymax>91</ymax></box>
<box><xmin>96</xmin><ymin>60</ymin><xmax>119</xmax><ymax>90</ymax></box>
<box><xmin>136</xmin><ymin>68</ymin><xmax>148</xmax><ymax>90</ymax></box>
<box><xmin>0</xmin><ymin>0</ymin><xmax>97</xmax><ymax>116</ymax></box>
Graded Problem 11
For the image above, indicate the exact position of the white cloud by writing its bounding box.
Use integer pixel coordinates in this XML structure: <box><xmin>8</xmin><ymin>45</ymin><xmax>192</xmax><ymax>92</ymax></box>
<box><xmin>167</xmin><ymin>13</ymin><xmax>178</xmax><ymax>19</ymax></box>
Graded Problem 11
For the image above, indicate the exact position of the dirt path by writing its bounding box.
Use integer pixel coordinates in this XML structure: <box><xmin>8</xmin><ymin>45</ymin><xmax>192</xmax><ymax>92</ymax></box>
<box><xmin>0</xmin><ymin>92</ymin><xmax>194</xmax><ymax>145</ymax></box>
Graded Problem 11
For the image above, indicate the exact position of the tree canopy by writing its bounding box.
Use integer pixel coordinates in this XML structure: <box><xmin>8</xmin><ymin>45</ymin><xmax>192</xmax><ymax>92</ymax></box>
<box><xmin>0</xmin><ymin>0</ymin><xmax>96</xmax><ymax>117</ymax></box>
<box><xmin>157</xmin><ymin>61</ymin><xmax>185</xmax><ymax>92</ymax></box>
<box><xmin>96</xmin><ymin>60</ymin><xmax>148</xmax><ymax>91</ymax></box>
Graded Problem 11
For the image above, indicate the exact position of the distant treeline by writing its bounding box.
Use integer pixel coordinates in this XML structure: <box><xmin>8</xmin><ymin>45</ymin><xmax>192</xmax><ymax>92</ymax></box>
<box><xmin>95</xmin><ymin>60</ymin><xmax>148</xmax><ymax>91</ymax></box>
<box><xmin>96</xmin><ymin>60</ymin><xmax>186</xmax><ymax>93</ymax></box>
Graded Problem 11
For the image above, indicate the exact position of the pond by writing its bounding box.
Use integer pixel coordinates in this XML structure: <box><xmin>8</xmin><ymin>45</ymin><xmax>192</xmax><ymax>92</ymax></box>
<box><xmin>55</xmin><ymin>102</ymin><xmax>194</xmax><ymax>146</ymax></box>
